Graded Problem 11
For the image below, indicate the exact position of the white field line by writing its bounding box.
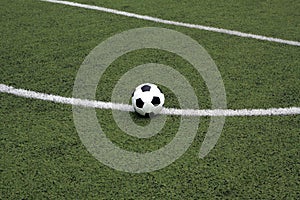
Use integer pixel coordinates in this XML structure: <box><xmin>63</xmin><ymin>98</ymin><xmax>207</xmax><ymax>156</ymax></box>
<box><xmin>40</xmin><ymin>0</ymin><xmax>300</xmax><ymax>47</ymax></box>
<box><xmin>1</xmin><ymin>84</ymin><xmax>300</xmax><ymax>117</ymax></box>
<box><xmin>0</xmin><ymin>84</ymin><xmax>134</xmax><ymax>112</ymax></box>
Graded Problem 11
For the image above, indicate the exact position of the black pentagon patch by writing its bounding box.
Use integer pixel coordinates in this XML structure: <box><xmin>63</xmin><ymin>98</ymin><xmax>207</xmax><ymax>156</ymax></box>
<box><xmin>136</xmin><ymin>98</ymin><xmax>144</xmax><ymax>108</ymax></box>
<box><xmin>144</xmin><ymin>112</ymin><xmax>155</xmax><ymax>118</ymax></box>
<box><xmin>141</xmin><ymin>85</ymin><xmax>151</xmax><ymax>92</ymax></box>
<box><xmin>151</xmin><ymin>96</ymin><xmax>160</xmax><ymax>106</ymax></box>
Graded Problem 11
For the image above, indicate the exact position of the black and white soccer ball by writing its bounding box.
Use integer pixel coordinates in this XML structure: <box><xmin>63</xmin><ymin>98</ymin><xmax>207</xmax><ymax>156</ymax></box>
<box><xmin>132</xmin><ymin>83</ymin><xmax>165</xmax><ymax>117</ymax></box>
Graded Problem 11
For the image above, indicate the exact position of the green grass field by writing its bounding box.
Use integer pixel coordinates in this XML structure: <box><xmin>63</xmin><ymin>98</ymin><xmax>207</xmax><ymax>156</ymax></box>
<box><xmin>1</xmin><ymin>0</ymin><xmax>299</xmax><ymax>199</ymax></box>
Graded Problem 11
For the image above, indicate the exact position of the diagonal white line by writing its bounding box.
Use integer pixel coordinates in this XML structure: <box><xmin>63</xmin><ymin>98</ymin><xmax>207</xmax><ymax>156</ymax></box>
<box><xmin>1</xmin><ymin>84</ymin><xmax>299</xmax><ymax>117</ymax></box>
<box><xmin>40</xmin><ymin>0</ymin><xmax>300</xmax><ymax>46</ymax></box>
<box><xmin>0</xmin><ymin>84</ymin><xmax>134</xmax><ymax>112</ymax></box>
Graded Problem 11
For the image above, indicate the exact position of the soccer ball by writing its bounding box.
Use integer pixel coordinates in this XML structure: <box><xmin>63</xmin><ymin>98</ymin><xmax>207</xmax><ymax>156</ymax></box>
<box><xmin>132</xmin><ymin>83</ymin><xmax>165</xmax><ymax>117</ymax></box>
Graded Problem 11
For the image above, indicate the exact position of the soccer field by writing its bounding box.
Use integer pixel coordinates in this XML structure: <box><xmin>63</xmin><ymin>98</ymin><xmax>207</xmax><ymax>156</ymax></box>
<box><xmin>1</xmin><ymin>0</ymin><xmax>299</xmax><ymax>199</ymax></box>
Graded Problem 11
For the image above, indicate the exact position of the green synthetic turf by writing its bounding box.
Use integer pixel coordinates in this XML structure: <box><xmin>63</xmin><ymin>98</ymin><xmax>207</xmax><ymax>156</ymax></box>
<box><xmin>0</xmin><ymin>0</ymin><xmax>299</xmax><ymax>199</ymax></box>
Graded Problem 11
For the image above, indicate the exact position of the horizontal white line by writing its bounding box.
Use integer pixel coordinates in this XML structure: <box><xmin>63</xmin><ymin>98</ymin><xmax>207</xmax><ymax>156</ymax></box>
<box><xmin>161</xmin><ymin>107</ymin><xmax>300</xmax><ymax>117</ymax></box>
<box><xmin>40</xmin><ymin>0</ymin><xmax>300</xmax><ymax>46</ymax></box>
<box><xmin>1</xmin><ymin>84</ymin><xmax>299</xmax><ymax>117</ymax></box>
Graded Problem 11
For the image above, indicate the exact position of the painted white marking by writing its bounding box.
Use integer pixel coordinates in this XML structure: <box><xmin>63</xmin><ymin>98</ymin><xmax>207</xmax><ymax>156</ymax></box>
<box><xmin>1</xmin><ymin>84</ymin><xmax>299</xmax><ymax>117</ymax></box>
<box><xmin>161</xmin><ymin>107</ymin><xmax>300</xmax><ymax>117</ymax></box>
<box><xmin>0</xmin><ymin>84</ymin><xmax>133</xmax><ymax>112</ymax></box>
<box><xmin>40</xmin><ymin>0</ymin><xmax>300</xmax><ymax>46</ymax></box>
